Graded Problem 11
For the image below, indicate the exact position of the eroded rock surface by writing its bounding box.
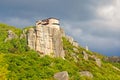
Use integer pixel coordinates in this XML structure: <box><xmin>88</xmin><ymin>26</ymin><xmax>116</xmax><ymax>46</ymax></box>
<box><xmin>95</xmin><ymin>58</ymin><xmax>101</xmax><ymax>67</ymax></box>
<box><xmin>27</xmin><ymin>18</ymin><xmax>64</xmax><ymax>58</ymax></box>
<box><xmin>80</xmin><ymin>71</ymin><xmax>93</xmax><ymax>78</ymax></box>
<box><xmin>5</xmin><ymin>30</ymin><xmax>18</xmax><ymax>42</ymax></box>
<box><xmin>54</xmin><ymin>71</ymin><xmax>69</xmax><ymax>80</ymax></box>
<box><xmin>66</xmin><ymin>35</ymin><xmax>79</xmax><ymax>47</ymax></box>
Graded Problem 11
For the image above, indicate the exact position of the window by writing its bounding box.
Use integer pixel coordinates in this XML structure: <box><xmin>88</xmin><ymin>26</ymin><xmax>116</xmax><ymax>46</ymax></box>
<box><xmin>52</xmin><ymin>23</ymin><xmax>60</xmax><ymax>25</ymax></box>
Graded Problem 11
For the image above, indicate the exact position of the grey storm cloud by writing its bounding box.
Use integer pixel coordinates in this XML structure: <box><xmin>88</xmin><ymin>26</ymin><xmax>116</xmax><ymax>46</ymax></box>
<box><xmin>0</xmin><ymin>0</ymin><xmax>120</xmax><ymax>56</ymax></box>
<box><xmin>0</xmin><ymin>0</ymin><xmax>104</xmax><ymax>20</ymax></box>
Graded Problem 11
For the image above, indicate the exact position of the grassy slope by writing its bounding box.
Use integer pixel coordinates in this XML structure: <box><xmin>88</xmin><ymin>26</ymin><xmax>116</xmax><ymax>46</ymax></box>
<box><xmin>0</xmin><ymin>23</ymin><xmax>120</xmax><ymax>80</ymax></box>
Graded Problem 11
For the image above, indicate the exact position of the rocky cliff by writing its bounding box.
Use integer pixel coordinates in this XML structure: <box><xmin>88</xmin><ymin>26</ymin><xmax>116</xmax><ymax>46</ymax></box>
<box><xmin>1</xmin><ymin>22</ymin><xmax>120</xmax><ymax>80</ymax></box>
<box><xmin>27</xmin><ymin>18</ymin><xmax>65</xmax><ymax>58</ymax></box>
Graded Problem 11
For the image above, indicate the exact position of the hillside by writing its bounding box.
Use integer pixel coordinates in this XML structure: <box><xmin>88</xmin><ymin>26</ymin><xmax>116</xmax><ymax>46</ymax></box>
<box><xmin>0</xmin><ymin>23</ymin><xmax>120</xmax><ymax>80</ymax></box>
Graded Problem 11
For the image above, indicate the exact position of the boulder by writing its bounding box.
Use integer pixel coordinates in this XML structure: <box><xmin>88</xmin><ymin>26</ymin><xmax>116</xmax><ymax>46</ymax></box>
<box><xmin>73</xmin><ymin>48</ymin><xmax>79</xmax><ymax>53</ymax></box>
<box><xmin>80</xmin><ymin>71</ymin><xmax>93</xmax><ymax>78</ymax></box>
<box><xmin>65</xmin><ymin>35</ymin><xmax>79</xmax><ymax>47</ymax></box>
<box><xmin>54</xmin><ymin>71</ymin><xmax>69</xmax><ymax>80</ymax></box>
<box><xmin>95</xmin><ymin>58</ymin><xmax>101</xmax><ymax>67</ymax></box>
<box><xmin>4</xmin><ymin>30</ymin><xmax>18</xmax><ymax>42</ymax></box>
<box><xmin>72</xmin><ymin>41</ymin><xmax>79</xmax><ymax>47</ymax></box>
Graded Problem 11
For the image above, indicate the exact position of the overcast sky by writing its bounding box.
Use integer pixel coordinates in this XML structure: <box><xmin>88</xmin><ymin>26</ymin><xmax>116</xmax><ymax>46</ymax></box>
<box><xmin>0</xmin><ymin>0</ymin><xmax>120</xmax><ymax>56</ymax></box>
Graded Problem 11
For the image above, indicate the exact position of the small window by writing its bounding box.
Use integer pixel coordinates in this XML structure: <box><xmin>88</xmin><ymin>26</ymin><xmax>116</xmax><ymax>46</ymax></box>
<box><xmin>52</xmin><ymin>23</ymin><xmax>60</xmax><ymax>25</ymax></box>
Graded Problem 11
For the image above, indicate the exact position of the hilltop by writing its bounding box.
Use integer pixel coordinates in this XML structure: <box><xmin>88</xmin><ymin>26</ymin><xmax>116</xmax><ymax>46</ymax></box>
<box><xmin>0</xmin><ymin>19</ymin><xmax>120</xmax><ymax>80</ymax></box>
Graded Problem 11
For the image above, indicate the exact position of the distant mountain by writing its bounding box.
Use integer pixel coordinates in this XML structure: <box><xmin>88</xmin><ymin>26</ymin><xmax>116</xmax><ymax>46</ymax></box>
<box><xmin>0</xmin><ymin>19</ymin><xmax>120</xmax><ymax>80</ymax></box>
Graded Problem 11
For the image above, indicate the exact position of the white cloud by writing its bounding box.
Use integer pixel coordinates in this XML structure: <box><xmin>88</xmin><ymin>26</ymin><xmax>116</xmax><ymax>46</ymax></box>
<box><xmin>97</xmin><ymin>0</ymin><xmax>120</xmax><ymax>21</ymax></box>
<box><xmin>98</xmin><ymin>6</ymin><xmax>115</xmax><ymax>19</ymax></box>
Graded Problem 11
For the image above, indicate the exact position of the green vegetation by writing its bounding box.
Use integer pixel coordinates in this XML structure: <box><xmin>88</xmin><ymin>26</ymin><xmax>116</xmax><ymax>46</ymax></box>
<box><xmin>0</xmin><ymin>23</ymin><xmax>30</xmax><ymax>54</ymax></box>
<box><xmin>0</xmin><ymin>23</ymin><xmax>120</xmax><ymax>80</ymax></box>
<box><xmin>62</xmin><ymin>37</ymin><xmax>120</xmax><ymax>80</ymax></box>
<box><xmin>0</xmin><ymin>54</ymin><xmax>9</xmax><ymax>80</ymax></box>
<box><xmin>110</xmin><ymin>62</ymin><xmax>120</xmax><ymax>69</ymax></box>
<box><xmin>4</xmin><ymin>52</ymin><xmax>79</xmax><ymax>80</ymax></box>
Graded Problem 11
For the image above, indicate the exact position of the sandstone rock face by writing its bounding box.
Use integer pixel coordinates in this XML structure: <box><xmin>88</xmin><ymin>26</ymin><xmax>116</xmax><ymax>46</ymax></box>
<box><xmin>66</xmin><ymin>35</ymin><xmax>79</xmax><ymax>47</ymax></box>
<box><xmin>60</xmin><ymin>28</ymin><xmax>65</xmax><ymax>37</ymax></box>
<box><xmin>5</xmin><ymin>30</ymin><xmax>18</xmax><ymax>42</ymax></box>
<box><xmin>54</xmin><ymin>71</ymin><xmax>69</xmax><ymax>80</ymax></box>
<box><xmin>27</xmin><ymin>28</ymin><xmax>36</xmax><ymax>50</ymax></box>
<box><xmin>72</xmin><ymin>41</ymin><xmax>79</xmax><ymax>47</ymax></box>
<box><xmin>80</xmin><ymin>71</ymin><xmax>93</xmax><ymax>78</ymax></box>
<box><xmin>95</xmin><ymin>58</ymin><xmax>101</xmax><ymax>67</ymax></box>
<box><xmin>27</xmin><ymin>18</ymin><xmax>64</xmax><ymax>58</ymax></box>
